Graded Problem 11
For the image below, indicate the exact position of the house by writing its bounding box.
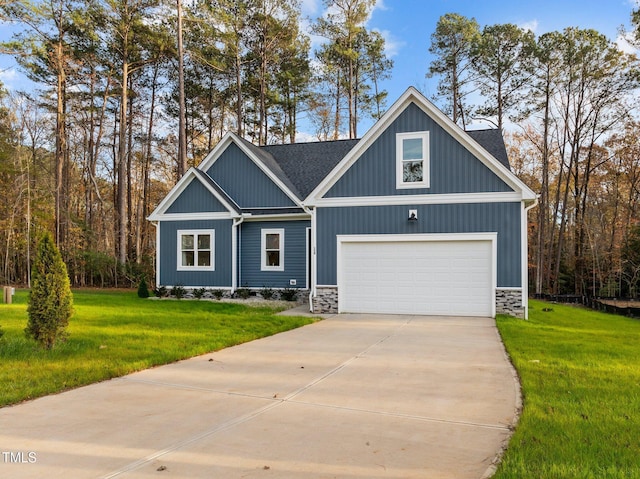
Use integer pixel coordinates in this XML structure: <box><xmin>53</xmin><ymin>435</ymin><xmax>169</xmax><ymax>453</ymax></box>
<box><xmin>148</xmin><ymin>87</ymin><xmax>537</xmax><ymax>318</ymax></box>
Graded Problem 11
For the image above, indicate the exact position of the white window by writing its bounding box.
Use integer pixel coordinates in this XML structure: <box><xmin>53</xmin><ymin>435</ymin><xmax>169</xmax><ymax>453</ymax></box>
<box><xmin>396</xmin><ymin>131</ymin><xmax>430</xmax><ymax>189</ymax></box>
<box><xmin>177</xmin><ymin>230</ymin><xmax>215</xmax><ymax>271</ymax></box>
<box><xmin>261</xmin><ymin>229</ymin><xmax>284</xmax><ymax>271</ymax></box>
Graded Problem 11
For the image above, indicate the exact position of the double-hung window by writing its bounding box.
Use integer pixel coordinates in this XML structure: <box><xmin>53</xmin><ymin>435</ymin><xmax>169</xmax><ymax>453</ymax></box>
<box><xmin>261</xmin><ymin>229</ymin><xmax>284</xmax><ymax>271</ymax></box>
<box><xmin>177</xmin><ymin>230</ymin><xmax>215</xmax><ymax>271</ymax></box>
<box><xmin>396</xmin><ymin>131</ymin><xmax>430</xmax><ymax>189</ymax></box>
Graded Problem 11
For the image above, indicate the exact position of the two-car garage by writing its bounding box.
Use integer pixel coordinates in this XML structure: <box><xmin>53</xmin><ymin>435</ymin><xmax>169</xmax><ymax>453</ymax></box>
<box><xmin>337</xmin><ymin>234</ymin><xmax>496</xmax><ymax>317</ymax></box>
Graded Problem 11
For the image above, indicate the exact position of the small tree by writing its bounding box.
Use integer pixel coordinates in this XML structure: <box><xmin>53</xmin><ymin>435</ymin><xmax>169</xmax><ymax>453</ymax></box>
<box><xmin>26</xmin><ymin>232</ymin><xmax>74</xmax><ymax>349</ymax></box>
<box><xmin>137</xmin><ymin>277</ymin><xmax>150</xmax><ymax>298</ymax></box>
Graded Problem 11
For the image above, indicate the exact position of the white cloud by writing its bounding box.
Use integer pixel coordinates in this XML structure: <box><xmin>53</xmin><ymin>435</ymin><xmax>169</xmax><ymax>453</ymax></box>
<box><xmin>0</xmin><ymin>68</ymin><xmax>18</xmax><ymax>89</ymax></box>
<box><xmin>616</xmin><ymin>32</ymin><xmax>638</xmax><ymax>54</ymax></box>
<box><xmin>519</xmin><ymin>19</ymin><xmax>539</xmax><ymax>34</ymax></box>
<box><xmin>374</xmin><ymin>28</ymin><xmax>404</xmax><ymax>58</ymax></box>
<box><xmin>300</xmin><ymin>0</ymin><xmax>320</xmax><ymax>16</ymax></box>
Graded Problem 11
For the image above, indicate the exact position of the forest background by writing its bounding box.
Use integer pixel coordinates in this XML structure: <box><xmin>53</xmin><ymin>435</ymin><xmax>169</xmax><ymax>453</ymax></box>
<box><xmin>1</xmin><ymin>0</ymin><xmax>640</xmax><ymax>299</ymax></box>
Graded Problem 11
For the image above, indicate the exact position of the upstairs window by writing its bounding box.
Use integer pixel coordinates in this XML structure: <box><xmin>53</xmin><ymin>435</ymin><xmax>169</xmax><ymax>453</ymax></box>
<box><xmin>177</xmin><ymin>230</ymin><xmax>215</xmax><ymax>271</ymax></box>
<box><xmin>261</xmin><ymin>229</ymin><xmax>284</xmax><ymax>271</ymax></box>
<box><xmin>396</xmin><ymin>131</ymin><xmax>430</xmax><ymax>189</ymax></box>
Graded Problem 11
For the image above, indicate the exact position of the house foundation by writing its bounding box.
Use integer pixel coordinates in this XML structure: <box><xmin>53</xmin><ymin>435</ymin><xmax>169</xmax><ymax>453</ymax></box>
<box><xmin>495</xmin><ymin>288</ymin><xmax>525</xmax><ymax>318</ymax></box>
<box><xmin>312</xmin><ymin>287</ymin><xmax>339</xmax><ymax>314</ymax></box>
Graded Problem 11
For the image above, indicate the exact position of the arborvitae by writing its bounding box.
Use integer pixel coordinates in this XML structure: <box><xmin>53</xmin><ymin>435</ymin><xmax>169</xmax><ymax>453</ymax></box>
<box><xmin>26</xmin><ymin>232</ymin><xmax>74</xmax><ymax>349</ymax></box>
<box><xmin>137</xmin><ymin>276</ymin><xmax>150</xmax><ymax>298</ymax></box>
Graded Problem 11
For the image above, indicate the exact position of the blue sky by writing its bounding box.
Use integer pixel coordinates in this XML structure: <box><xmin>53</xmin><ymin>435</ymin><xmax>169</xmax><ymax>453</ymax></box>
<box><xmin>300</xmin><ymin>0</ymin><xmax>639</xmax><ymax>134</ymax></box>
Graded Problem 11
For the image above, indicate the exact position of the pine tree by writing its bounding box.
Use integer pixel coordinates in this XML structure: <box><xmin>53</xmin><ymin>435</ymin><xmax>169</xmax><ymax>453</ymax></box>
<box><xmin>26</xmin><ymin>232</ymin><xmax>74</xmax><ymax>349</ymax></box>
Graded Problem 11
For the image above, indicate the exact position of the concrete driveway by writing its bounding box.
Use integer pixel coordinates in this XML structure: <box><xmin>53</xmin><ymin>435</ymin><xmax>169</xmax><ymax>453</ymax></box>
<box><xmin>0</xmin><ymin>313</ymin><xmax>520</xmax><ymax>479</ymax></box>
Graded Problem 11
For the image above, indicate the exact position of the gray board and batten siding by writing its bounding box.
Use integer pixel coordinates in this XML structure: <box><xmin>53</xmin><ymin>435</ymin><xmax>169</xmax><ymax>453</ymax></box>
<box><xmin>315</xmin><ymin>202</ymin><xmax>522</xmax><ymax>287</ymax></box>
<box><xmin>324</xmin><ymin>103</ymin><xmax>514</xmax><ymax>198</ymax></box>
<box><xmin>159</xmin><ymin>220</ymin><xmax>233</xmax><ymax>287</ymax></box>
<box><xmin>239</xmin><ymin>220</ymin><xmax>310</xmax><ymax>289</ymax></box>
<box><xmin>205</xmin><ymin>142</ymin><xmax>298</xmax><ymax>208</ymax></box>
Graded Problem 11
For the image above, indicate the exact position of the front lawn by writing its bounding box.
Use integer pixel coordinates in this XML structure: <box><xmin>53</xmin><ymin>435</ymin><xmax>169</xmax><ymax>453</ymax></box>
<box><xmin>0</xmin><ymin>289</ymin><xmax>313</xmax><ymax>407</ymax></box>
<box><xmin>495</xmin><ymin>299</ymin><xmax>640</xmax><ymax>479</ymax></box>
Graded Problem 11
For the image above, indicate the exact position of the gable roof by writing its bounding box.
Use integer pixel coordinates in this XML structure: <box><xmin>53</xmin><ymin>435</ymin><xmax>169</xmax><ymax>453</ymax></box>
<box><xmin>164</xmin><ymin>87</ymin><xmax>533</xmax><ymax>218</ymax></box>
<box><xmin>147</xmin><ymin>167</ymin><xmax>240</xmax><ymax>221</ymax></box>
<box><xmin>306</xmin><ymin>87</ymin><xmax>536</xmax><ymax>203</ymax></box>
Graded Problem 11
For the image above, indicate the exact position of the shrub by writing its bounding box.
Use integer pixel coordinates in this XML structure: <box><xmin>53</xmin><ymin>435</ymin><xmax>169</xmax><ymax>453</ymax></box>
<box><xmin>235</xmin><ymin>287</ymin><xmax>251</xmax><ymax>299</ymax></box>
<box><xmin>212</xmin><ymin>289</ymin><xmax>225</xmax><ymax>300</ymax></box>
<box><xmin>137</xmin><ymin>277</ymin><xmax>150</xmax><ymax>298</ymax></box>
<box><xmin>154</xmin><ymin>286</ymin><xmax>168</xmax><ymax>298</ymax></box>
<box><xmin>280</xmin><ymin>287</ymin><xmax>298</xmax><ymax>302</ymax></box>
<box><xmin>260</xmin><ymin>286</ymin><xmax>275</xmax><ymax>300</ymax></box>
<box><xmin>26</xmin><ymin>232</ymin><xmax>74</xmax><ymax>349</ymax></box>
<box><xmin>193</xmin><ymin>288</ymin><xmax>206</xmax><ymax>299</ymax></box>
<box><xmin>171</xmin><ymin>284</ymin><xmax>186</xmax><ymax>299</ymax></box>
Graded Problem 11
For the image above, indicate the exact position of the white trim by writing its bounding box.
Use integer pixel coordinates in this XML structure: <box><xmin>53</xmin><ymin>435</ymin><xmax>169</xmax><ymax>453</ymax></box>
<box><xmin>305</xmin><ymin>227</ymin><xmax>311</xmax><ymax>290</ymax></box>
<box><xmin>522</xmin><ymin>197</ymin><xmax>538</xmax><ymax>319</ymax></box>
<box><xmin>309</xmin><ymin>208</ymin><xmax>318</xmax><ymax>310</ymax></box>
<box><xmin>307</xmin><ymin>87</ymin><xmax>536</xmax><ymax>203</ymax></box>
<box><xmin>232</xmin><ymin>217</ymin><xmax>244</xmax><ymax>294</ymax></box>
<box><xmin>148</xmin><ymin>167</ymin><xmax>239</xmax><ymax>221</ymax></box>
<box><xmin>177</xmin><ymin>229</ymin><xmax>216</xmax><ymax>271</ymax></box>
<box><xmin>152</xmin><ymin>221</ymin><xmax>160</xmax><ymax>286</ymax></box>
<box><xmin>496</xmin><ymin>287</ymin><xmax>523</xmax><ymax>291</ymax></box>
<box><xmin>336</xmin><ymin>233</ymin><xmax>497</xmax><ymax>317</ymax></box>
<box><xmin>150</xmin><ymin>212</ymin><xmax>235</xmax><ymax>221</ymax></box>
<box><xmin>243</xmin><ymin>213</ymin><xmax>310</xmax><ymax>222</ymax></box>
<box><xmin>198</xmin><ymin>132</ymin><xmax>303</xmax><ymax>208</ymax></box>
<box><xmin>396</xmin><ymin>131</ymin><xmax>430</xmax><ymax>189</ymax></box>
<box><xmin>261</xmin><ymin>228</ymin><xmax>285</xmax><ymax>272</ymax></box>
<box><xmin>307</xmin><ymin>191</ymin><xmax>523</xmax><ymax>208</ymax></box>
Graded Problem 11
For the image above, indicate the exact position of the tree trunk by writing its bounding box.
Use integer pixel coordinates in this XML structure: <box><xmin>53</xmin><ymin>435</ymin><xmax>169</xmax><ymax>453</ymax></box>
<box><xmin>177</xmin><ymin>0</ymin><xmax>188</xmax><ymax>178</ymax></box>
<box><xmin>117</xmin><ymin>57</ymin><xmax>129</xmax><ymax>266</ymax></box>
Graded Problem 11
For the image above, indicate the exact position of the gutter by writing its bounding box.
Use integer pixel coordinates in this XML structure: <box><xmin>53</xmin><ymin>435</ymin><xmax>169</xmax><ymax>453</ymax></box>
<box><xmin>231</xmin><ymin>215</ymin><xmax>245</xmax><ymax>294</ymax></box>
<box><xmin>302</xmin><ymin>205</ymin><xmax>315</xmax><ymax>313</ymax></box>
<box><xmin>522</xmin><ymin>196</ymin><xmax>539</xmax><ymax>319</ymax></box>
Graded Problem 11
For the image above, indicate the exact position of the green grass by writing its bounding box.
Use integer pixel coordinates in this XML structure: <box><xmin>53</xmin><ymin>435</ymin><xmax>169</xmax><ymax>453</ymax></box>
<box><xmin>495</xmin><ymin>299</ymin><xmax>640</xmax><ymax>479</ymax></box>
<box><xmin>0</xmin><ymin>289</ymin><xmax>313</xmax><ymax>407</ymax></box>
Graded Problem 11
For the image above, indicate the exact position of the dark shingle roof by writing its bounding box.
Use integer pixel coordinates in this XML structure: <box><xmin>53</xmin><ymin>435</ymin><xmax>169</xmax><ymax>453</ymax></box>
<box><xmin>466</xmin><ymin>129</ymin><xmax>511</xmax><ymax>170</ymax></box>
<box><xmin>261</xmin><ymin>139</ymin><xmax>359</xmax><ymax>199</ymax></box>
<box><xmin>231</xmin><ymin>130</ymin><xmax>509</xmax><ymax>201</ymax></box>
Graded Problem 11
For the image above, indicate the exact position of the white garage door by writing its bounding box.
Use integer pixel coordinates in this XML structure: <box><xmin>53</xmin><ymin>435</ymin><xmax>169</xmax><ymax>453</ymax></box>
<box><xmin>339</xmin><ymin>237</ymin><xmax>494</xmax><ymax>316</ymax></box>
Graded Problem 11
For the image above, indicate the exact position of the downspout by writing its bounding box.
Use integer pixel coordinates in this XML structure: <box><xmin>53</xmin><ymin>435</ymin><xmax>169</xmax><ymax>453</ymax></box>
<box><xmin>522</xmin><ymin>197</ymin><xmax>539</xmax><ymax>319</ymax></box>
<box><xmin>303</xmin><ymin>205</ymin><xmax>315</xmax><ymax>313</ymax></box>
<box><xmin>232</xmin><ymin>216</ymin><xmax>244</xmax><ymax>294</ymax></box>
<box><xmin>150</xmin><ymin>221</ymin><xmax>160</xmax><ymax>288</ymax></box>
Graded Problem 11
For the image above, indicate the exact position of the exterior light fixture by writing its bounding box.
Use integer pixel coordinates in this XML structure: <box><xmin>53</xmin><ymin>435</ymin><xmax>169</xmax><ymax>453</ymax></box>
<box><xmin>408</xmin><ymin>209</ymin><xmax>418</xmax><ymax>221</ymax></box>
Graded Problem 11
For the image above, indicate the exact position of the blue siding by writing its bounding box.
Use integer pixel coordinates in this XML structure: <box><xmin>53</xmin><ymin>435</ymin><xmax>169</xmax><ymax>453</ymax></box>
<box><xmin>325</xmin><ymin>103</ymin><xmax>513</xmax><ymax>197</ymax></box>
<box><xmin>159</xmin><ymin>219</ymin><xmax>232</xmax><ymax>287</ymax></box>
<box><xmin>240</xmin><ymin>220</ymin><xmax>310</xmax><ymax>288</ymax></box>
<box><xmin>316</xmin><ymin>202</ymin><xmax>521</xmax><ymax>287</ymax></box>
<box><xmin>166</xmin><ymin>179</ymin><xmax>229</xmax><ymax>214</ymax></box>
<box><xmin>207</xmin><ymin>143</ymin><xmax>297</xmax><ymax>208</ymax></box>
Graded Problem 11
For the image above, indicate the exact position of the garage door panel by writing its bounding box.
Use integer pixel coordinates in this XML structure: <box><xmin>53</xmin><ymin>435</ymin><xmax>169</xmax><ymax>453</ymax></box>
<box><xmin>339</xmin><ymin>239</ymin><xmax>493</xmax><ymax>316</ymax></box>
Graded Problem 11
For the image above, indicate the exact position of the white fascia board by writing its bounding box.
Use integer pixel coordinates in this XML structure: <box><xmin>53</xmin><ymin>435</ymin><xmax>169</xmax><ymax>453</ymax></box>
<box><xmin>147</xmin><ymin>167</ymin><xmax>240</xmax><ymax>221</ymax></box>
<box><xmin>242</xmin><ymin>213</ymin><xmax>311</xmax><ymax>222</ymax></box>
<box><xmin>148</xmin><ymin>212</ymin><xmax>235</xmax><ymax>221</ymax></box>
<box><xmin>306</xmin><ymin>86</ymin><xmax>536</xmax><ymax>203</ymax></box>
<box><xmin>307</xmin><ymin>191</ymin><xmax>523</xmax><ymax>208</ymax></box>
<box><xmin>199</xmin><ymin>132</ymin><xmax>303</xmax><ymax>209</ymax></box>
